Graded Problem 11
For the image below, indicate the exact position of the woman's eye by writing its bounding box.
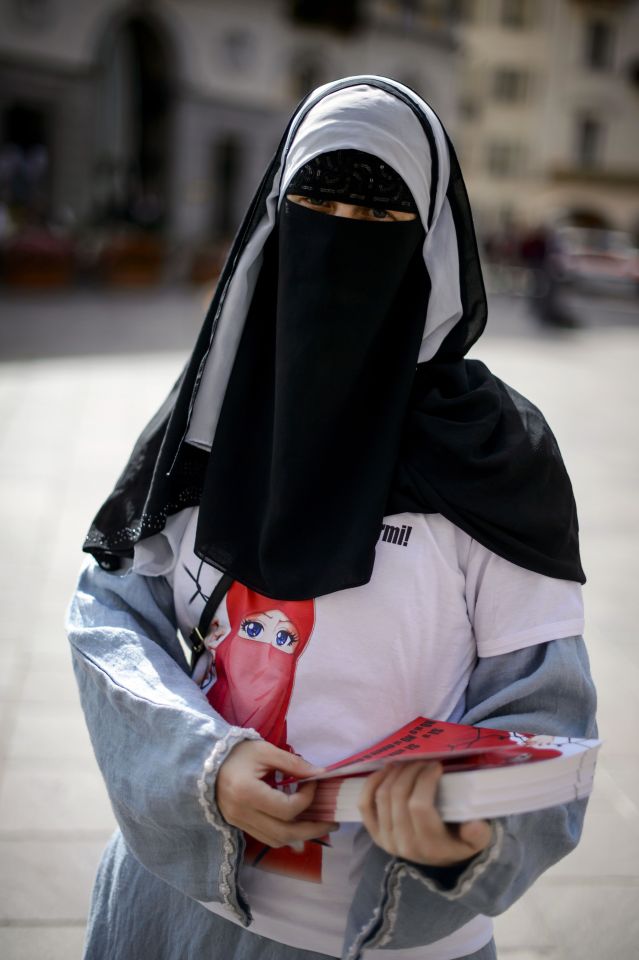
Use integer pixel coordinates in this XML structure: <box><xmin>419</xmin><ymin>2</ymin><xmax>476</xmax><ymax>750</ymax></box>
<box><xmin>307</xmin><ymin>197</ymin><xmax>328</xmax><ymax>207</ymax></box>
<box><xmin>275</xmin><ymin>629</ymin><xmax>296</xmax><ymax>647</ymax></box>
<box><xmin>243</xmin><ymin>620</ymin><xmax>263</xmax><ymax>638</ymax></box>
<box><xmin>371</xmin><ymin>208</ymin><xmax>390</xmax><ymax>220</ymax></box>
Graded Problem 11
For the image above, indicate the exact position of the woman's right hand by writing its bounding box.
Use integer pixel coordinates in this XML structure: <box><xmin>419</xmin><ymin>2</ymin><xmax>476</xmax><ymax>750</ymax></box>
<box><xmin>215</xmin><ymin>739</ymin><xmax>338</xmax><ymax>847</ymax></box>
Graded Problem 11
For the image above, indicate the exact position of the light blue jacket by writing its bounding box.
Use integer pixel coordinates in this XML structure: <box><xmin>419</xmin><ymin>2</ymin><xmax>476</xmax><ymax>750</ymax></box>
<box><xmin>67</xmin><ymin>559</ymin><xmax>597</xmax><ymax>960</ymax></box>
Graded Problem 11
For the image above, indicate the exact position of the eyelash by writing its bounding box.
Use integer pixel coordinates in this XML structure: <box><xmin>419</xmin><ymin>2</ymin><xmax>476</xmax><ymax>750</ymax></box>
<box><xmin>240</xmin><ymin>618</ymin><xmax>299</xmax><ymax>646</ymax></box>
<box><xmin>303</xmin><ymin>197</ymin><xmax>393</xmax><ymax>220</ymax></box>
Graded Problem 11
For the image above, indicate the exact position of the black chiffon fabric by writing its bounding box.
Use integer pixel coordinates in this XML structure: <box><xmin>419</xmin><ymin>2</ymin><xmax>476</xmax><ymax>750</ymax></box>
<box><xmin>390</xmin><ymin>362</ymin><xmax>584</xmax><ymax>583</ymax></box>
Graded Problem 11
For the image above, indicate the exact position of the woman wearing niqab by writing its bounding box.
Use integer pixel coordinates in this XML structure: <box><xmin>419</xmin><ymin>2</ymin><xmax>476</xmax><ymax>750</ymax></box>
<box><xmin>67</xmin><ymin>77</ymin><xmax>595</xmax><ymax>960</ymax></box>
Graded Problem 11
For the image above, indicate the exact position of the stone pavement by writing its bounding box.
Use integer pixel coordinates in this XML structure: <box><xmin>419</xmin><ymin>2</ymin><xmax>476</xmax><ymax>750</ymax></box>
<box><xmin>0</xmin><ymin>289</ymin><xmax>638</xmax><ymax>959</ymax></box>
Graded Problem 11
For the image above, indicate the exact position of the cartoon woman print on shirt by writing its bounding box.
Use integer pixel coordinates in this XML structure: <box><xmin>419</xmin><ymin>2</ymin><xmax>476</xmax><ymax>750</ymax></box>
<box><xmin>200</xmin><ymin>580</ymin><xmax>323</xmax><ymax>881</ymax></box>
<box><xmin>206</xmin><ymin>582</ymin><xmax>315</xmax><ymax>750</ymax></box>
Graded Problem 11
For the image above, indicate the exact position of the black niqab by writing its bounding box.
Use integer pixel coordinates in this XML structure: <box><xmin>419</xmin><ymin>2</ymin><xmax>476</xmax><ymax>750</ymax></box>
<box><xmin>196</xmin><ymin>200</ymin><xmax>427</xmax><ymax>598</ymax></box>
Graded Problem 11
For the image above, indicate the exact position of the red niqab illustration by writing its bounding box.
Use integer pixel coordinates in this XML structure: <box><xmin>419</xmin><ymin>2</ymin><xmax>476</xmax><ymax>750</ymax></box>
<box><xmin>207</xmin><ymin>582</ymin><xmax>323</xmax><ymax>881</ymax></box>
<box><xmin>207</xmin><ymin>583</ymin><xmax>314</xmax><ymax>749</ymax></box>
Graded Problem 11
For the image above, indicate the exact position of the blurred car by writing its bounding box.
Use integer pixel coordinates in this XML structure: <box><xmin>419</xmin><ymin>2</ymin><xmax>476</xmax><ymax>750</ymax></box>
<box><xmin>552</xmin><ymin>226</ymin><xmax>639</xmax><ymax>295</ymax></box>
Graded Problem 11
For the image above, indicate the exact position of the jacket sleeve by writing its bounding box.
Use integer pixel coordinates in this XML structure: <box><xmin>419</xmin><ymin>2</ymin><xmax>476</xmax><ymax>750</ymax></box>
<box><xmin>343</xmin><ymin>634</ymin><xmax>597</xmax><ymax>955</ymax></box>
<box><xmin>66</xmin><ymin>559</ymin><xmax>259</xmax><ymax>922</ymax></box>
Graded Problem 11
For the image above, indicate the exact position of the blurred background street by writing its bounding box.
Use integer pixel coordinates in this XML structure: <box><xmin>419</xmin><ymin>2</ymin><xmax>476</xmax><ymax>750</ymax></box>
<box><xmin>1</xmin><ymin>1</ymin><xmax>639</xmax><ymax>959</ymax></box>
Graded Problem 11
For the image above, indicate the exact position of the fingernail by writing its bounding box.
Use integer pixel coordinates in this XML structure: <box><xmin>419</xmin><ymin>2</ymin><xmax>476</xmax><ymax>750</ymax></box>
<box><xmin>328</xmin><ymin>823</ymin><xmax>340</xmax><ymax>832</ymax></box>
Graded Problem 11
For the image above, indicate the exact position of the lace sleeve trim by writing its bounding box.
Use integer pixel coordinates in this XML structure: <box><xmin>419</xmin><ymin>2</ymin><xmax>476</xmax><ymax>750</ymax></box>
<box><xmin>344</xmin><ymin>822</ymin><xmax>504</xmax><ymax>958</ymax></box>
<box><xmin>196</xmin><ymin>725</ymin><xmax>261</xmax><ymax>924</ymax></box>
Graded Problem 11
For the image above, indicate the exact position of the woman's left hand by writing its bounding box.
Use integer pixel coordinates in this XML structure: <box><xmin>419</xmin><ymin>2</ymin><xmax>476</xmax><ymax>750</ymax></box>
<box><xmin>358</xmin><ymin>761</ymin><xmax>493</xmax><ymax>867</ymax></box>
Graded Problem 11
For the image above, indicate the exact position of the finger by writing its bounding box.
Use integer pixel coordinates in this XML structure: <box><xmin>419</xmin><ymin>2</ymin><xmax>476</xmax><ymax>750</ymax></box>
<box><xmin>407</xmin><ymin>760</ymin><xmax>443</xmax><ymax>815</ymax></box>
<box><xmin>289</xmin><ymin>779</ymin><xmax>320</xmax><ymax>813</ymax></box>
<box><xmin>456</xmin><ymin>819</ymin><xmax>492</xmax><ymax>854</ymax></box>
<box><xmin>405</xmin><ymin>762</ymin><xmax>447</xmax><ymax>847</ymax></box>
<box><xmin>241</xmin><ymin>813</ymin><xmax>286</xmax><ymax>848</ymax></box>
<box><xmin>373</xmin><ymin>764</ymin><xmax>409</xmax><ymax>849</ymax></box>
<box><xmin>251</xmin><ymin>778</ymin><xmax>319</xmax><ymax>822</ymax></box>
<box><xmin>358</xmin><ymin>766</ymin><xmax>392</xmax><ymax>837</ymax></box>
<box><xmin>429</xmin><ymin>824</ymin><xmax>491</xmax><ymax>867</ymax></box>
<box><xmin>385</xmin><ymin>762</ymin><xmax>433</xmax><ymax>859</ymax></box>
<box><xmin>388</xmin><ymin>761</ymin><xmax>432</xmax><ymax>819</ymax></box>
<box><xmin>254</xmin><ymin>742</ymin><xmax>323</xmax><ymax>779</ymax></box>
<box><xmin>244</xmin><ymin>811</ymin><xmax>338</xmax><ymax>849</ymax></box>
<box><xmin>239</xmin><ymin>812</ymin><xmax>283</xmax><ymax>848</ymax></box>
<box><xmin>274</xmin><ymin>817</ymin><xmax>339</xmax><ymax>846</ymax></box>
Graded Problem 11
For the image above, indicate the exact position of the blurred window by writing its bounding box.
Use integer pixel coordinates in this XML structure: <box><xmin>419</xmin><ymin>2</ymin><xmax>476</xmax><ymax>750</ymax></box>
<box><xmin>290</xmin><ymin>53</ymin><xmax>325</xmax><ymax>100</ymax></box>
<box><xmin>459</xmin><ymin>96</ymin><xmax>480</xmax><ymax>121</ymax></box>
<box><xmin>397</xmin><ymin>0</ymin><xmax>419</xmax><ymax>29</ymax></box>
<box><xmin>500</xmin><ymin>0</ymin><xmax>529</xmax><ymax>29</ymax></box>
<box><xmin>1</xmin><ymin>102</ymin><xmax>51</xmax><ymax>215</ymax></box>
<box><xmin>12</xmin><ymin>0</ymin><xmax>54</xmax><ymax>29</ymax></box>
<box><xmin>3</xmin><ymin>102</ymin><xmax>47</xmax><ymax>150</ymax></box>
<box><xmin>377</xmin><ymin>1</ymin><xmax>420</xmax><ymax>31</ymax></box>
<box><xmin>449</xmin><ymin>0</ymin><xmax>475</xmax><ymax>23</ymax></box>
<box><xmin>377</xmin><ymin>1</ymin><xmax>463</xmax><ymax>32</ymax></box>
<box><xmin>95</xmin><ymin>15</ymin><xmax>172</xmax><ymax>230</ymax></box>
<box><xmin>575</xmin><ymin>115</ymin><xmax>604</xmax><ymax>168</ymax></box>
<box><xmin>583</xmin><ymin>19</ymin><xmax>614</xmax><ymax>71</ymax></box>
<box><xmin>221</xmin><ymin>30</ymin><xmax>256</xmax><ymax>73</ymax></box>
<box><xmin>213</xmin><ymin>135</ymin><xmax>243</xmax><ymax>239</ymax></box>
<box><xmin>288</xmin><ymin>0</ymin><xmax>361</xmax><ymax>33</ymax></box>
<box><xmin>493</xmin><ymin>69</ymin><xmax>528</xmax><ymax>102</ymax></box>
<box><xmin>486</xmin><ymin>141</ymin><xmax>522</xmax><ymax>177</ymax></box>
<box><xmin>628</xmin><ymin>56</ymin><xmax>639</xmax><ymax>90</ymax></box>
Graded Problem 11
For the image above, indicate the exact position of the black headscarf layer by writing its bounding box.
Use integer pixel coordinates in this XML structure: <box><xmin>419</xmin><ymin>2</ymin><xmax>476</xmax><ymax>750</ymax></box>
<box><xmin>390</xmin><ymin>362</ymin><xmax>583</xmax><ymax>583</ymax></box>
<box><xmin>287</xmin><ymin>149</ymin><xmax>419</xmax><ymax>213</ymax></box>
<box><xmin>84</xmin><ymin>78</ymin><xmax>585</xmax><ymax>594</ymax></box>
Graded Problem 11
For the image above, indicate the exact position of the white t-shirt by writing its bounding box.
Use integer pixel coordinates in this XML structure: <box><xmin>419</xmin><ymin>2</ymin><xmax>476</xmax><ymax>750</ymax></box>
<box><xmin>155</xmin><ymin>507</ymin><xmax>584</xmax><ymax>959</ymax></box>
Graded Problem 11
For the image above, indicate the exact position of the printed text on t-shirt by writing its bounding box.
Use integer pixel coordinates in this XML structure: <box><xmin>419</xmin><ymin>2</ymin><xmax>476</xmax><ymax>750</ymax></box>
<box><xmin>379</xmin><ymin>523</ymin><xmax>412</xmax><ymax>547</ymax></box>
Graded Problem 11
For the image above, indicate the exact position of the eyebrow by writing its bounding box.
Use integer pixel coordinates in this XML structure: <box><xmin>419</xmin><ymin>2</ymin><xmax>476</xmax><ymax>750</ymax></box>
<box><xmin>254</xmin><ymin>611</ymin><xmax>291</xmax><ymax>626</ymax></box>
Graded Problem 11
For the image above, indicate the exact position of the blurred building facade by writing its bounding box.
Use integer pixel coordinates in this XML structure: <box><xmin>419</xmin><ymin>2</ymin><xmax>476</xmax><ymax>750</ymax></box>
<box><xmin>0</xmin><ymin>0</ymin><xmax>459</xmax><ymax>253</ymax></box>
<box><xmin>455</xmin><ymin>0</ymin><xmax>639</xmax><ymax>235</ymax></box>
<box><xmin>1</xmin><ymin>0</ymin><xmax>637</xmax><ymax>283</ymax></box>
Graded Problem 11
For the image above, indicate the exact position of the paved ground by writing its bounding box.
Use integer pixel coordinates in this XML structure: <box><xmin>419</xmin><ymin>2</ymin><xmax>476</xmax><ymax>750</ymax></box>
<box><xmin>0</xmin><ymin>286</ymin><xmax>638</xmax><ymax>959</ymax></box>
